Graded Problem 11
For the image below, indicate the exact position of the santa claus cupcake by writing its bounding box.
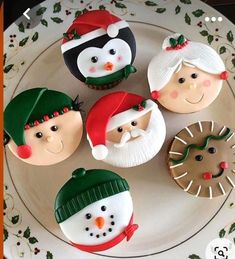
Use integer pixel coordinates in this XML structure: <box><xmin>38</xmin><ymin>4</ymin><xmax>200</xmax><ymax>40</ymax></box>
<box><xmin>86</xmin><ymin>91</ymin><xmax>166</xmax><ymax>168</ymax></box>
<box><xmin>54</xmin><ymin>168</ymin><xmax>138</xmax><ymax>252</ymax></box>
<box><xmin>62</xmin><ymin>10</ymin><xmax>136</xmax><ymax>90</ymax></box>
<box><xmin>4</xmin><ymin>88</ymin><xmax>83</xmax><ymax>166</ymax></box>
<box><xmin>148</xmin><ymin>33</ymin><xmax>228</xmax><ymax>113</ymax></box>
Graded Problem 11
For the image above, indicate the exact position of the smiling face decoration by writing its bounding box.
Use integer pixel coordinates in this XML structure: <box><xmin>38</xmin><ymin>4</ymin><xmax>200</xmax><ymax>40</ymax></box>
<box><xmin>168</xmin><ymin>121</ymin><xmax>235</xmax><ymax>198</ymax></box>
<box><xmin>148</xmin><ymin>33</ymin><xmax>228</xmax><ymax>113</ymax></box>
<box><xmin>62</xmin><ymin>10</ymin><xmax>136</xmax><ymax>90</ymax></box>
<box><xmin>54</xmin><ymin>168</ymin><xmax>138</xmax><ymax>252</ymax></box>
<box><xmin>4</xmin><ymin>88</ymin><xmax>83</xmax><ymax>166</ymax></box>
<box><xmin>86</xmin><ymin>91</ymin><xmax>166</xmax><ymax>168</ymax></box>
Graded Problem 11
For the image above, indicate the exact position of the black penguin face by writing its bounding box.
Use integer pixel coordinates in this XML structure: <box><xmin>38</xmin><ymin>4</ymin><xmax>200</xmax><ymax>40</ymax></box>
<box><xmin>62</xmin><ymin>27</ymin><xmax>136</xmax><ymax>82</ymax></box>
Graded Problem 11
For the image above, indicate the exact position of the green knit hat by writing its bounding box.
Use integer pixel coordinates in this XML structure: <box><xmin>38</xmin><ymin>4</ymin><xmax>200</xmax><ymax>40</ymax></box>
<box><xmin>54</xmin><ymin>168</ymin><xmax>129</xmax><ymax>224</ymax></box>
<box><xmin>4</xmin><ymin>87</ymin><xmax>79</xmax><ymax>159</ymax></box>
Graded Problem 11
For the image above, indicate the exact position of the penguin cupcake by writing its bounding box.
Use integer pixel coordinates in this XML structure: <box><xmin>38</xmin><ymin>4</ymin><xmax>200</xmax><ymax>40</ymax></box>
<box><xmin>61</xmin><ymin>10</ymin><xmax>137</xmax><ymax>90</ymax></box>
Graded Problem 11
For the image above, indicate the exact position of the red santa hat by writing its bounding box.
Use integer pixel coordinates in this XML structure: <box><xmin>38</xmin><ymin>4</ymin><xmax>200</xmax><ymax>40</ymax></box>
<box><xmin>86</xmin><ymin>92</ymin><xmax>156</xmax><ymax>160</ymax></box>
<box><xmin>61</xmin><ymin>10</ymin><xmax>129</xmax><ymax>54</ymax></box>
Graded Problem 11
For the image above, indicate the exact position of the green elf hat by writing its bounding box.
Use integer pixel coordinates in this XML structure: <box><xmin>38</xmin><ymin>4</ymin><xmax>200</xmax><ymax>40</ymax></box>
<box><xmin>4</xmin><ymin>87</ymin><xmax>81</xmax><ymax>159</ymax></box>
<box><xmin>54</xmin><ymin>168</ymin><xmax>129</xmax><ymax>224</ymax></box>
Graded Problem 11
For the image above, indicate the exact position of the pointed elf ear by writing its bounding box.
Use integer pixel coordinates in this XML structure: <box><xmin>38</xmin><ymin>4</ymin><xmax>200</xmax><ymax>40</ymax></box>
<box><xmin>151</xmin><ymin>91</ymin><xmax>161</xmax><ymax>100</ymax></box>
<box><xmin>72</xmin><ymin>95</ymin><xmax>84</xmax><ymax>111</ymax></box>
<box><xmin>220</xmin><ymin>71</ymin><xmax>229</xmax><ymax>80</ymax></box>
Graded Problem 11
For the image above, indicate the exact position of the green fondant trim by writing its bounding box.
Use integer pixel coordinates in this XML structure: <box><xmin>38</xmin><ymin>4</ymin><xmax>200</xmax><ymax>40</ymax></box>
<box><xmin>85</xmin><ymin>65</ymin><xmax>137</xmax><ymax>86</ymax></box>
<box><xmin>171</xmin><ymin>128</ymin><xmax>232</xmax><ymax>165</ymax></box>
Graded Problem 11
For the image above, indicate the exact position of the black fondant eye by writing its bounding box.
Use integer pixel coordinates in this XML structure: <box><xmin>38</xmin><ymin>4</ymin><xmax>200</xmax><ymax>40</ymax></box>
<box><xmin>131</xmin><ymin>121</ymin><xmax>137</xmax><ymax>126</ymax></box>
<box><xmin>191</xmin><ymin>73</ymin><xmax>198</xmax><ymax>79</ymax></box>
<box><xmin>178</xmin><ymin>78</ymin><xmax>185</xmax><ymax>84</ymax></box>
<box><xmin>51</xmin><ymin>125</ymin><xmax>58</xmax><ymax>131</ymax></box>
<box><xmin>208</xmin><ymin>147</ymin><xmax>216</xmax><ymax>154</ymax></box>
<box><xmin>110</xmin><ymin>215</ymin><xmax>114</xmax><ymax>218</ymax></box>
<box><xmin>195</xmin><ymin>155</ymin><xmax>203</xmax><ymax>161</ymax></box>
<box><xmin>117</xmin><ymin>127</ymin><xmax>123</xmax><ymax>133</ymax></box>
<box><xmin>108</xmin><ymin>228</ymin><xmax>112</xmax><ymax>232</ymax></box>
<box><xmin>85</xmin><ymin>213</ymin><xmax>92</xmax><ymax>220</ymax></box>
<box><xmin>85</xmin><ymin>227</ymin><xmax>89</xmax><ymax>231</ymax></box>
<box><xmin>111</xmin><ymin>221</ymin><xmax>115</xmax><ymax>225</ymax></box>
<box><xmin>101</xmin><ymin>206</ymin><xmax>106</xmax><ymax>211</ymax></box>
<box><xmin>35</xmin><ymin>132</ymin><xmax>43</xmax><ymax>138</ymax></box>
<box><xmin>91</xmin><ymin>56</ymin><xmax>98</xmax><ymax>63</ymax></box>
<box><xmin>109</xmin><ymin>49</ymin><xmax>116</xmax><ymax>55</ymax></box>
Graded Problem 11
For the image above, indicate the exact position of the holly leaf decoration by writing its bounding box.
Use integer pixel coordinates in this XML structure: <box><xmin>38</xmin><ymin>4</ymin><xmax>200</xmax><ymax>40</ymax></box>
<box><xmin>28</xmin><ymin>237</ymin><xmax>38</xmax><ymax>244</ymax></box>
<box><xmin>227</xmin><ymin>30</ymin><xmax>234</xmax><ymax>42</ymax></box>
<box><xmin>232</xmin><ymin>58</ymin><xmax>235</xmax><ymax>67</ymax></box>
<box><xmin>178</xmin><ymin>35</ymin><xmax>185</xmax><ymax>44</ymax></box>
<box><xmin>51</xmin><ymin>17</ymin><xmax>63</xmax><ymax>23</ymax></box>
<box><xmin>36</xmin><ymin>7</ymin><xmax>47</xmax><ymax>16</ymax></box>
<box><xmin>4</xmin><ymin>64</ymin><xmax>14</xmax><ymax>73</ymax></box>
<box><xmin>180</xmin><ymin>0</ymin><xmax>191</xmax><ymax>4</ymax></box>
<box><xmin>11</xmin><ymin>215</ymin><xmax>19</xmax><ymax>224</ymax></box>
<box><xmin>99</xmin><ymin>5</ymin><xmax>106</xmax><ymax>10</ymax></box>
<box><xmin>9</xmin><ymin>44</ymin><xmax>14</xmax><ymax>48</ymax></box>
<box><xmin>32</xmin><ymin>32</ymin><xmax>39</xmax><ymax>42</ymax></box>
<box><xmin>19</xmin><ymin>36</ymin><xmax>29</xmax><ymax>46</ymax></box>
<box><xmin>207</xmin><ymin>35</ymin><xmax>214</xmax><ymax>45</ymax></box>
<box><xmin>4</xmin><ymin>227</ymin><xmax>8</xmax><ymax>242</ymax></box>
<box><xmin>132</xmin><ymin>105</ymin><xmax>139</xmax><ymax>111</ymax></box>
<box><xmin>219</xmin><ymin>46</ymin><xmax>226</xmax><ymax>54</ymax></box>
<box><xmin>200</xmin><ymin>30</ymin><xmax>208</xmax><ymax>36</ymax></box>
<box><xmin>115</xmin><ymin>2</ymin><xmax>126</xmax><ymax>8</ymax></box>
<box><xmin>156</xmin><ymin>8</ymin><xmax>166</xmax><ymax>13</ymax></box>
<box><xmin>192</xmin><ymin>9</ymin><xmax>204</xmax><ymax>17</ymax></box>
<box><xmin>145</xmin><ymin>1</ymin><xmax>157</xmax><ymax>6</ymax></box>
<box><xmin>185</xmin><ymin>13</ymin><xmax>191</xmax><ymax>25</ymax></box>
<box><xmin>53</xmin><ymin>2</ymin><xmax>61</xmax><ymax>13</ymax></box>
<box><xmin>75</xmin><ymin>10</ymin><xmax>82</xmax><ymax>18</ymax></box>
<box><xmin>18</xmin><ymin>22</ymin><xmax>25</xmax><ymax>32</ymax></box>
<box><xmin>141</xmin><ymin>100</ymin><xmax>147</xmax><ymax>108</ymax></box>
<box><xmin>175</xmin><ymin>5</ymin><xmax>181</xmax><ymax>14</ymax></box>
<box><xmin>188</xmin><ymin>255</ymin><xmax>202</xmax><ymax>259</ymax></box>
<box><xmin>219</xmin><ymin>228</ymin><xmax>226</xmax><ymax>238</ymax></box>
<box><xmin>40</xmin><ymin>19</ymin><xmax>48</xmax><ymax>27</ymax></box>
<box><xmin>23</xmin><ymin>227</ymin><xmax>31</xmax><ymax>239</ymax></box>
<box><xmin>82</xmin><ymin>8</ymin><xmax>88</xmax><ymax>14</ymax></box>
<box><xmin>229</xmin><ymin>222</ymin><xmax>235</xmax><ymax>234</ymax></box>
<box><xmin>46</xmin><ymin>251</ymin><xmax>53</xmax><ymax>259</ymax></box>
<box><xmin>170</xmin><ymin>38</ymin><xmax>177</xmax><ymax>47</ymax></box>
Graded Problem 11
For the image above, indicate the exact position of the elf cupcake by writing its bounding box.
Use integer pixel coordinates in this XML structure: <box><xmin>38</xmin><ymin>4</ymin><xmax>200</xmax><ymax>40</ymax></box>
<box><xmin>54</xmin><ymin>168</ymin><xmax>138</xmax><ymax>252</ymax></box>
<box><xmin>148</xmin><ymin>33</ymin><xmax>228</xmax><ymax>113</ymax></box>
<box><xmin>62</xmin><ymin>10</ymin><xmax>137</xmax><ymax>90</ymax></box>
<box><xmin>4</xmin><ymin>88</ymin><xmax>83</xmax><ymax>166</ymax></box>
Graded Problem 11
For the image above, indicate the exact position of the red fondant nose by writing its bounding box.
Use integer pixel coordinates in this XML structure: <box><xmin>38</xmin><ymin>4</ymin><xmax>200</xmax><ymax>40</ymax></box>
<box><xmin>203</xmin><ymin>172</ymin><xmax>212</xmax><ymax>180</ymax></box>
<box><xmin>104</xmin><ymin>62</ymin><xmax>114</xmax><ymax>71</ymax></box>
<box><xmin>220</xmin><ymin>161</ymin><xmax>228</xmax><ymax>169</ymax></box>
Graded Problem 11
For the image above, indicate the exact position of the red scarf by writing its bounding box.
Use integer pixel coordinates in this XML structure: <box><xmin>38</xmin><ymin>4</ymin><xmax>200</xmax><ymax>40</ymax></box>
<box><xmin>71</xmin><ymin>214</ymin><xmax>138</xmax><ymax>252</ymax></box>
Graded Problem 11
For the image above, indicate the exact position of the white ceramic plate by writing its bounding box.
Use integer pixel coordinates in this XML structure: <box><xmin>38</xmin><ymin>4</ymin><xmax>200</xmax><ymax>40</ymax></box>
<box><xmin>4</xmin><ymin>1</ymin><xmax>235</xmax><ymax>259</ymax></box>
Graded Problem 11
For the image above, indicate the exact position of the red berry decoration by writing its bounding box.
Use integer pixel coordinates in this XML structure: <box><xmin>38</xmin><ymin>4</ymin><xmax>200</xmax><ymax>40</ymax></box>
<box><xmin>203</xmin><ymin>172</ymin><xmax>212</xmax><ymax>180</ymax></box>
<box><xmin>151</xmin><ymin>90</ymin><xmax>161</xmax><ymax>100</ymax></box>
<box><xmin>24</xmin><ymin>124</ymin><xmax>30</xmax><ymax>130</ymax></box>
<box><xmin>220</xmin><ymin>161</ymin><xmax>228</xmax><ymax>169</ymax></box>
<box><xmin>43</xmin><ymin>115</ymin><xmax>49</xmax><ymax>121</ymax></box>
<box><xmin>63</xmin><ymin>107</ymin><xmax>69</xmax><ymax>113</ymax></box>
<box><xmin>220</xmin><ymin>71</ymin><xmax>229</xmax><ymax>80</ymax></box>
<box><xmin>53</xmin><ymin>111</ymin><xmax>59</xmax><ymax>117</ymax></box>
<box><xmin>34</xmin><ymin>120</ymin><xmax>40</xmax><ymax>126</ymax></box>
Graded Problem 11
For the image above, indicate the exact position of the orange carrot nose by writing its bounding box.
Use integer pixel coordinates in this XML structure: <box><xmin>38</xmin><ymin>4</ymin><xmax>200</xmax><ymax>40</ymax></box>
<box><xmin>104</xmin><ymin>62</ymin><xmax>114</xmax><ymax>71</ymax></box>
<box><xmin>95</xmin><ymin>217</ymin><xmax>105</xmax><ymax>229</ymax></box>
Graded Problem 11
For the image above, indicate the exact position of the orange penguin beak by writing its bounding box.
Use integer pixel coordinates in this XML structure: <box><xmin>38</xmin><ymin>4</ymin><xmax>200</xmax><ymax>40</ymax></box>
<box><xmin>104</xmin><ymin>62</ymin><xmax>114</xmax><ymax>71</ymax></box>
<box><xmin>95</xmin><ymin>216</ymin><xmax>105</xmax><ymax>229</ymax></box>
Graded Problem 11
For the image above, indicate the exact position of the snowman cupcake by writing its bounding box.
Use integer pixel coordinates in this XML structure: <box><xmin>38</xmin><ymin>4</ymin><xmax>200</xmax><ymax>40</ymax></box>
<box><xmin>54</xmin><ymin>168</ymin><xmax>138</xmax><ymax>252</ymax></box>
<box><xmin>4</xmin><ymin>88</ymin><xmax>83</xmax><ymax>166</ymax></box>
<box><xmin>148</xmin><ymin>33</ymin><xmax>228</xmax><ymax>113</ymax></box>
<box><xmin>62</xmin><ymin>10</ymin><xmax>137</xmax><ymax>90</ymax></box>
<box><xmin>168</xmin><ymin>121</ymin><xmax>235</xmax><ymax>198</ymax></box>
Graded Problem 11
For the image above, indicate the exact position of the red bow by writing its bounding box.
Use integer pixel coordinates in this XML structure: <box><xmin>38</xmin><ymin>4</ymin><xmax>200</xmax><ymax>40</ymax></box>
<box><xmin>124</xmin><ymin>223</ymin><xmax>139</xmax><ymax>241</ymax></box>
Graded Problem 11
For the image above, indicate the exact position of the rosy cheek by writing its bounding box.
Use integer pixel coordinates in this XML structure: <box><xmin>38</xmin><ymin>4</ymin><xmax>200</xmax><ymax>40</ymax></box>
<box><xmin>203</xmin><ymin>80</ymin><xmax>211</xmax><ymax>87</ymax></box>
<box><xmin>89</xmin><ymin>67</ymin><xmax>96</xmax><ymax>73</ymax></box>
<box><xmin>117</xmin><ymin>55</ymin><xmax>123</xmax><ymax>62</ymax></box>
<box><xmin>170</xmin><ymin>90</ymin><xmax>179</xmax><ymax>99</ymax></box>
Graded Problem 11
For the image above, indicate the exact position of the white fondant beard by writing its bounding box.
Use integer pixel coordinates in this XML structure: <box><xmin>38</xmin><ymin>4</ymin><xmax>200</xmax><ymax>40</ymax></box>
<box><xmin>59</xmin><ymin>192</ymin><xmax>133</xmax><ymax>246</ymax></box>
<box><xmin>104</xmin><ymin>108</ymin><xmax>166</xmax><ymax>168</ymax></box>
<box><xmin>77</xmin><ymin>38</ymin><xmax>132</xmax><ymax>78</ymax></box>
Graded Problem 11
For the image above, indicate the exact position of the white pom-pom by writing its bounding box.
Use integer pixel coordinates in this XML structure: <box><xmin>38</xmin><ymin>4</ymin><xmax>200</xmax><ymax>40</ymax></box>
<box><xmin>92</xmin><ymin>145</ymin><xmax>108</xmax><ymax>160</ymax></box>
<box><xmin>107</xmin><ymin>24</ymin><xmax>119</xmax><ymax>38</ymax></box>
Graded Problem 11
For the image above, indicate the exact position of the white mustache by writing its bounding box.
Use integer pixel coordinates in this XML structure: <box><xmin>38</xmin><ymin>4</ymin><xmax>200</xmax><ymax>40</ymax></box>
<box><xmin>114</xmin><ymin>128</ymin><xmax>148</xmax><ymax>148</ymax></box>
